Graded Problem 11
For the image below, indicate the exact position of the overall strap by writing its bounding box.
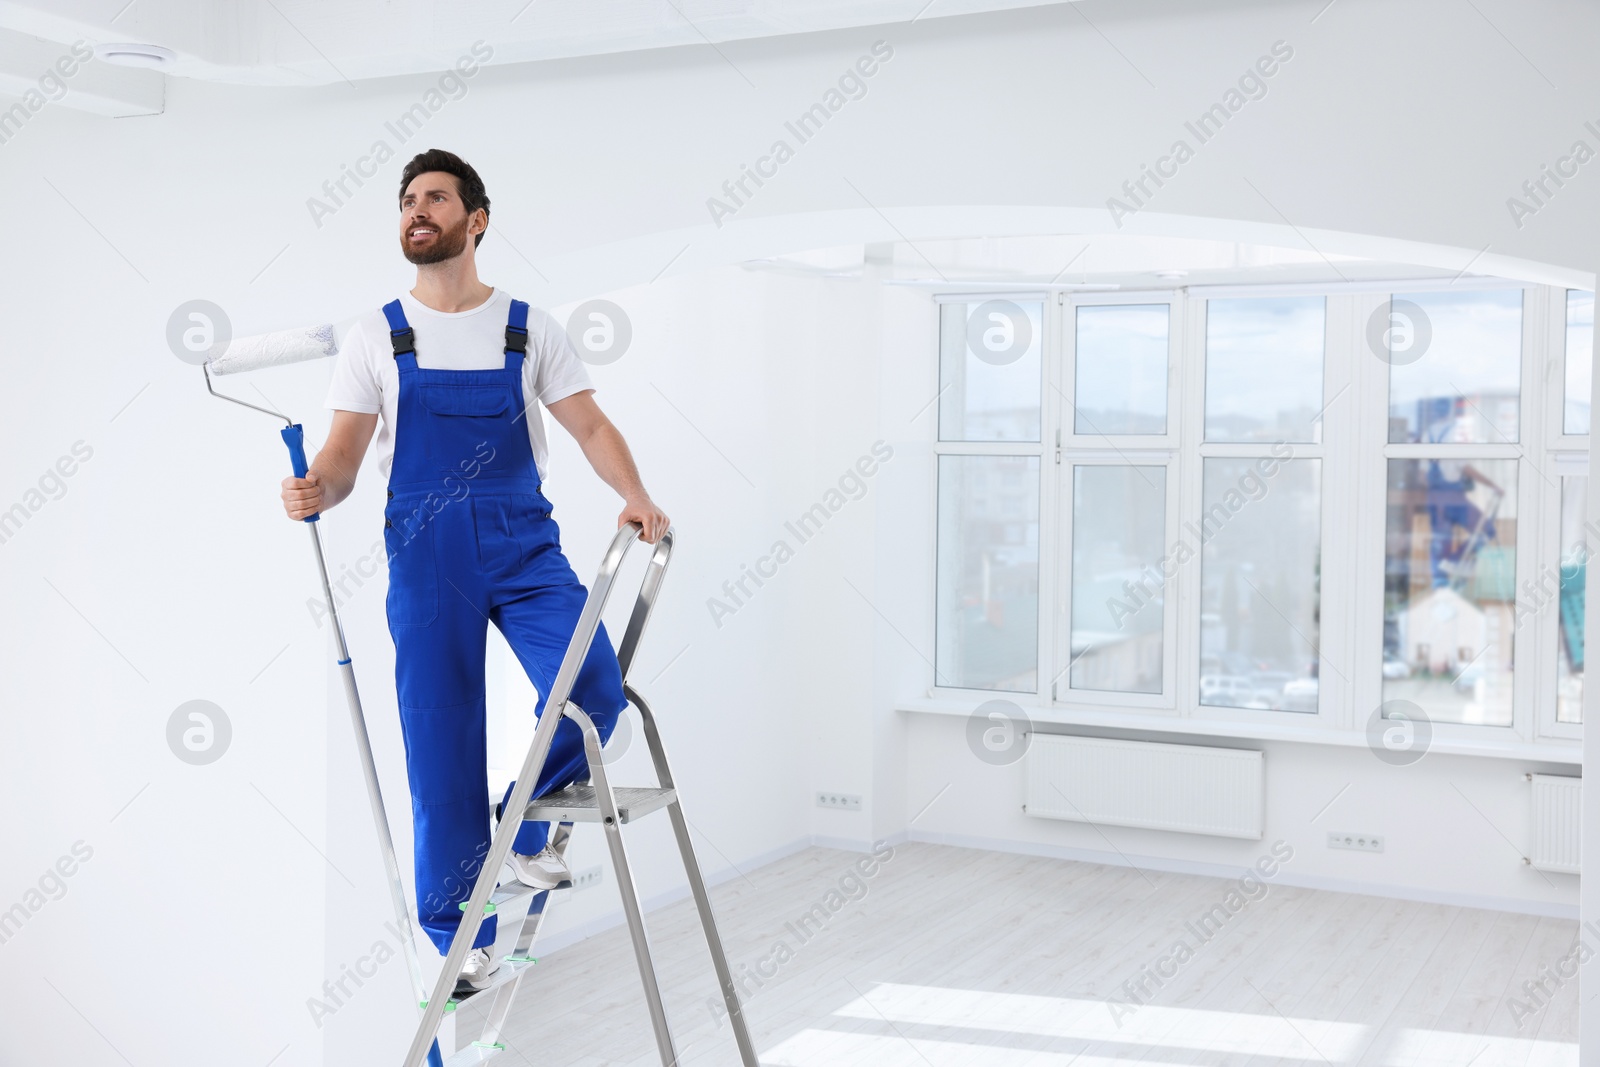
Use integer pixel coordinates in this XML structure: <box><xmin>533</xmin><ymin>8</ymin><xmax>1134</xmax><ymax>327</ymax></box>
<box><xmin>382</xmin><ymin>299</ymin><xmax>418</xmax><ymax>371</ymax></box>
<box><xmin>504</xmin><ymin>299</ymin><xmax>530</xmax><ymax>369</ymax></box>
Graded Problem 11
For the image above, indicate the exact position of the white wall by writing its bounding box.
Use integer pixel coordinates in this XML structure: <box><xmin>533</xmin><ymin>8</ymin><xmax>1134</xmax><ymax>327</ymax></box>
<box><xmin>3</xmin><ymin>0</ymin><xmax>1599</xmax><ymax>1064</ymax></box>
<box><xmin>905</xmin><ymin>718</ymin><xmax>1581</xmax><ymax>913</ymax></box>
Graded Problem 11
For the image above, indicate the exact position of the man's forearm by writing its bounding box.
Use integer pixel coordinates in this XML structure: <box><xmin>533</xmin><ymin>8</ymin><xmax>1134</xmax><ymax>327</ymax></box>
<box><xmin>576</xmin><ymin>422</ymin><xmax>649</xmax><ymax>502</ymax></box>
<box><xmin>308</xmin><ymin>445</ymin><xmax>361</xmax><ymax>510</ymax></box>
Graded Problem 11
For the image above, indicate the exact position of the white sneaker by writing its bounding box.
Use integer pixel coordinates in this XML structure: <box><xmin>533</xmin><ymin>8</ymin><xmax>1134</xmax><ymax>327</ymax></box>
<box><xmin>508</xmin><ymin>844</ymin><xmax>570</xmax><ymax>890</ymax></box>
<box><xmin>458</xmin><ymin>947</ymin><xmax>501</xmax><ymax>991</ymax></box>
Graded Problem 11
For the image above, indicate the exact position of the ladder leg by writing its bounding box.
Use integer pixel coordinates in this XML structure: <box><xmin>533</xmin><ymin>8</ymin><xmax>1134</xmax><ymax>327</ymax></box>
<box><xmin>630</xmin><ymin>685</ymin><xmax>761</xmax><ymax>1067</ymax></box>
<box><xmin>571</xmin><ymin>704</ymin><xmax>680</xmax><ymax>1066</ymax></box>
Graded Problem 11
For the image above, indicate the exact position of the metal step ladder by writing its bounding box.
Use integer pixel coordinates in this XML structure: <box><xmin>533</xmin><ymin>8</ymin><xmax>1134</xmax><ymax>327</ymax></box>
<box><xmin>402</xmin><ymin>523</ymin><xmax>761</xmax><ymax>1067</ymax></box>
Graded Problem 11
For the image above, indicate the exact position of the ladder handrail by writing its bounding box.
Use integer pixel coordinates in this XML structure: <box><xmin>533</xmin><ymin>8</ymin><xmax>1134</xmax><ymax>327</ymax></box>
<box><xmin>402</xmin><ymin>521</ymin><xmax>673</xmax><ymax>1067</ymax></box>
<box><xmin>615</xmin><ymin>528</ymin><xmax>674</xmax><ymax>681</ymax></box>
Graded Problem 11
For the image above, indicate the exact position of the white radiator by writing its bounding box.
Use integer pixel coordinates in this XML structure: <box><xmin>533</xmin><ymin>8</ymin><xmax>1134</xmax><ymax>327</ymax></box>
<box><xmin>1529</xmin><ymin>774</ymin><xmax>1581</xmax><ymax>874</ymax></box>
<box><xmin>1024</xmin><ymin>734</ymin><xmax>1263</xmax><ymax>840</ymax></box>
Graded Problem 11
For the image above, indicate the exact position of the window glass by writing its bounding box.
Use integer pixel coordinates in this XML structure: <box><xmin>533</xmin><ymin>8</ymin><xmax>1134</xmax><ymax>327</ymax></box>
<box><xmin>936</xmin><ymin>455</ymin><xmax>1039</xmax><ymax>691</ymax></box>
<box><xmin>1558</xmin><ymin>476</ymin><xmax>1586</xmax><ymax>724</ymax></box>
<box><xmin>1204</xmin><ymin>297</ymin><xmax>1325</xmax><ymax>443</ymax></box>
<box><xmin>1566</xmin><ymin>290</ymin><xmax>1594</xmax><ymax>435</ymax></box>
<box><xmin>1070</xmin><ymin>465</ymin><xmax>1166</xmax><ymax>695</ymax></box>
<box><xmin>1382</xmin><ymin>457</ymin><xmax>1517</xmax><ymax>726</ymax></box>
<box><xmin>1387</xmin><ymin>290</ymin><xmax>1523</xmax><ymax>444</ymax></box>
<box><xmin>1074</xmin><ymin>304</ymin><xmax>1169</xmax><ymax>436</ymax></box>
<box><xmin>1198</xmin><ymin>456</ymin><xmax>1322</xmax><ymax>712</ymax></box>
<box><xmin>938</xmin><ymin>300</ymin><xmax>1043</xmax><ymax>442</ymax></box>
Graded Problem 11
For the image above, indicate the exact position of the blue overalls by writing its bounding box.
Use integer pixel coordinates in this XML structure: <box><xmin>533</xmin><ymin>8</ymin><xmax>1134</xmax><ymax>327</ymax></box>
<box><xmin>380</xmin><ymin>296</ymin><xmax>627</xmax><ymax>955</ymax></box>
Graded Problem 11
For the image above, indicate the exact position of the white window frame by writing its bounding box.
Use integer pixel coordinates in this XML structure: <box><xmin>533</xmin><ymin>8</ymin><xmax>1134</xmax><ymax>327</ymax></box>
<box><xmin>1540</xmin><ymin>455</ymin><xmax>1586</xmax><ymax>741</ymax></box>
<box><xmin>1555</xmin><ymin>288</ymin><xmax>1594</xmax><ymax>447</ymax></box>
<box><xmin>1053</xmin><ymin>291</ymin><xmax>1182</xmax><ymax>710</ymax></box>
<box><xmin>930</xmin><ymin>292</ymin><xmax>1051</xmax><ymax>698</ymax></box>
<box><xmin>1060</xmin><ymin>292</ymin><xmax>1181</xmax><ymax>450</ymax></box>
<box><xmin>1358</xmin><ymin>286</ymin><xmax>1539</xmax><ymax>745</ymax></box>
<box><xmin>1181</xmin><ymin>290</ymin><xmax>1339</xmax><ymax>732</ymax></box>
<box><xmin>1055</xmin><ymin>455</ymin><xmax>1182</xmax><ymax>711</ymax></box>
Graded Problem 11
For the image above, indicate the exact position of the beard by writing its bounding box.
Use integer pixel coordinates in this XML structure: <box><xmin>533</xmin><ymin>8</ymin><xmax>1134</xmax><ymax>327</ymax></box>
<box><xmin>401</xmin><ymin>216</ymin><xmax>470</xmax><ymax>265</ymax></box>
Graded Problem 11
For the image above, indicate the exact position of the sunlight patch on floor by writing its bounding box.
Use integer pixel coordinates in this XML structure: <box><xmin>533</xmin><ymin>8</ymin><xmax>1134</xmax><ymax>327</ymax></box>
<box><xmin>825</xmin><ymin>981</ymin><xmax>1367</xmax><ymax>1059</ymax></box>
<box><xmin>1385</xmin><ymin>1028</ymin><xmax>1578</xmax><ymax>1066</ymax></box>
<box><xmin>753</xmin><ymin>981</ymin><xmax>1580</xmax><ymax>1065</ymax></box>
<box><xmin>762</xmin><ymin>1029</ymin><xmax>1207</xmax><ymax>1066</ymax></box>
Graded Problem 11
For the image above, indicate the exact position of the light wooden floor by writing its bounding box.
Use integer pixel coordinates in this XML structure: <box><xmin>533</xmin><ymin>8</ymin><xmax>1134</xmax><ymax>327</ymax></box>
<box><xmin>454</xmin><ymin>841</ymin><xmax>1580</xmax><ymax>1066</ymax></box>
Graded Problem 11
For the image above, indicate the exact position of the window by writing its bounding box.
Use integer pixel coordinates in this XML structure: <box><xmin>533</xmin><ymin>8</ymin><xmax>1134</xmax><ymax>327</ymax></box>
<box><xmin>1205</xmin><ymin>297</ymin><xmax>1325</xmax><ymax>443</ymax></box>
<box><xmin>1074</xmin><ymin>304</ymin><xmax>1168</xmax><ymax>435</ymax></box>
<box><xmin>1378</xmin><ymin>290</ymin><xmax>1524</xmax><ymax>730</ymax></box>
<box><xmin>1199</xmin><ymin>457</ymin><xmax>1321</xmax><ymax>713</ymax></box>
<box><xmin>1558</xmin><ymin>476</ymin><xmax>1586</xmax><ymax>724</ymax></box>
<box><xmin>1550</xmin><ymin>291</ymin><xmax>1590</xmax><ymax>726</ymax></box>
<box><xmin>1069</xmin><ymin>465</ymin><xmax>1166</xmax><ymax>695</ymax></box>
<box><xmin>927</xmin><ymin>280</ymin><xmax>1575</xmax><ymax>754</ymax></box>
<box><xmin>1198</xmin><ymin>297</ymin><xmax>1326</xmax><ymax>716</ymax></box>
<box><xmin>935</xmin><ymin>455</ymin><xmax>1040</xmax><ymax>692</ymax></box>
<box><xmin>1387</xmin><ymin>290</ymin><xmax>1523</xmax><ymax>445</ymax></box>
<box><xmin>938</xmin><ymin>300</ymin><xmax>1043</xmax><ymax>442</ymax></box>
<box><xmin>935</xmin><ymin>298</ymin><xmax>1045</xmax><ymax>691</ymax></box>
<box><xmin>1566</xmin><ymin>290</ymin><xmax>1594</xmax><ymax>436</ymax></box>
<box><xmin>1382</xmin><ymin>458</ymin><xmax>1517</xmax><ymax>727</ymax></box>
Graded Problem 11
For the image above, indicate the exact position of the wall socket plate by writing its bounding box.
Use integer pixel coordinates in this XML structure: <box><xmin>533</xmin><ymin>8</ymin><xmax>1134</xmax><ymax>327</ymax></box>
<box><xmin>816</xmin><ymin>792</ymin><xmax>863</xmax><ymax>811</ymax></box>
<box><xmin>572</xmin><ymin>865</ymin><xmax>603</xmax><ymax>890</ymax></box>
<box><xmin>1327</xmin><ymin>831</ymin><xmax>1385</xmax><ymax>853</ymax></box>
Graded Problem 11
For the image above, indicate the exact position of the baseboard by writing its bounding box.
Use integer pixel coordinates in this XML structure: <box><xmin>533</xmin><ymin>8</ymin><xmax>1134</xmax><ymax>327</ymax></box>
<box><xmin>808</xmin><ymin>831</ymin><xmax>909</xmax><ymax>853</ymax></box>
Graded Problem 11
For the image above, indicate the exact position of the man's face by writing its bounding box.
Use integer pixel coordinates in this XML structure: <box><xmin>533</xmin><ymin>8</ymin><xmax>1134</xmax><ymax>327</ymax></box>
<box><xmin>399</xmin><ymin>172</ymin><xmax>481</xmax><ymax>265</ymax></box>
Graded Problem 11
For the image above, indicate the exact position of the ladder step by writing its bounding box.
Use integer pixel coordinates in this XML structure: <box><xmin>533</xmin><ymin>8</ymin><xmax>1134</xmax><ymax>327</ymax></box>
<box><xmin>442</xmin><ymin>1040</ymin><xmax>507</xmax><ymax>1066</ymax></box>
<box><xmin>522</xmin><ymin>783</ymin><xmax>675</xmax><ymax>825</ymax></box>
<box><xmin>485</xmin><ymin>877</ymin><xmax>570</xmax><ymax>912</ymax></box>
<box><xmin>444</xmin><ymin>954</ymin><xmax>537</xmax><ymax>1010</ymax></box>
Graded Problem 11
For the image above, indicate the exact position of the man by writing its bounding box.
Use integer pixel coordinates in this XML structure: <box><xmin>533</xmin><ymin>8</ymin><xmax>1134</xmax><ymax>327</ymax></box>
<box><xmin>281</xmin><ymin>148</ymin><xmax>668</xmax><ymax>991</ymax></box>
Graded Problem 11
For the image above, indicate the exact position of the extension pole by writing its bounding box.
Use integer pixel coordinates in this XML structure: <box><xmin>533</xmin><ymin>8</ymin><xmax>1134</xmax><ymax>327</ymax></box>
<box><xmin>282</xmin><ymin>422</ymin><xmax>445</xmax><ymax>1067</ymax></box>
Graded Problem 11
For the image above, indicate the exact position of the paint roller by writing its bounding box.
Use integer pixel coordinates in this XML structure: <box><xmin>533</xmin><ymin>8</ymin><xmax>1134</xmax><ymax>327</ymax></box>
<box><xmin>205</xmin><ymin>322</ymin><xmax>339</xmax><ymax>376</ymax></box>
<box><xmin>201</xmin><ymin>320</ymin><xmax>348</xmax><ymax>522</ymax></box>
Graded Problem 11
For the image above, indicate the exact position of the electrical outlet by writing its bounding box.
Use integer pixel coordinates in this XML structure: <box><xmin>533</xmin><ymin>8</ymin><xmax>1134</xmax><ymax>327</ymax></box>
<box><xmin>572</xmin><ymin>865</ymin><xmax>603</xmax><ymax>890</ymax></box>
<box><xmin>1327</xmin><ymin>831</ymin><xmax>1385</xmax><ymax>853</ymax></box>
<box><xmin>816</xmin><ymin>792</ymin><xmax>862</xmax><ymax>811</ymax></box>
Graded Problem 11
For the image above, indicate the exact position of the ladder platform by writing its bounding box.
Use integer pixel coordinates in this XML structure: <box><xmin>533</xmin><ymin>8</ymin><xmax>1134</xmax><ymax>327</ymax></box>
<box><xmin>522</xmin><ymin>783</ymin><xmax>675</xmax><ymax>825</ymax></box>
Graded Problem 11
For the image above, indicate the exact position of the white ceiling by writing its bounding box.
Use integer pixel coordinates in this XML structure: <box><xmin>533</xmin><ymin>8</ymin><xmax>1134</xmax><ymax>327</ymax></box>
<box><xmin>0</xmin><ymin>0</ymin><xmax>1079</xmax><ymax>114</ymax></box>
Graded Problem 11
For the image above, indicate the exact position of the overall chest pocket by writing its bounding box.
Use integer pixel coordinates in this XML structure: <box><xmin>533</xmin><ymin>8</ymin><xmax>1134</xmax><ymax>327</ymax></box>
<box><xmin>418</xmin><ymin>384</ymin><xmax>510</xmax><ymax>417</ymax></box>
<box><xmin>416</xmin><ymin>384</ymin><xmax>514</xmax><ymax>474</ymax></box>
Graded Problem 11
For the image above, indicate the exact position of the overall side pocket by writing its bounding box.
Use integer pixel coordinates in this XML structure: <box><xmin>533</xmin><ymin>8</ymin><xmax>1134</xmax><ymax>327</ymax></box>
<box><xmin>383</xmin><ymin>500</ymin><xmax>440</xmax><ymax>626</ymax></box>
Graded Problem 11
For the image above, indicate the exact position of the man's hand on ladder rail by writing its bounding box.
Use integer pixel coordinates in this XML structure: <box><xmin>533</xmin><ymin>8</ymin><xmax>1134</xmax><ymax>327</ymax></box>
<box><xmin>619</xmin><ymin>494</ymin><xmax>670</xmax><ymax>543</ymax></box>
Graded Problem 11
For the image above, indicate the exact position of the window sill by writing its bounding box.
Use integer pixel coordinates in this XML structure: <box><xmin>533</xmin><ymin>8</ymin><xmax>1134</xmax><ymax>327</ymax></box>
<box><xmin>898</xmin><ymin>696</ymin><xmax>1582</xmax><ymax>766</ymax></box>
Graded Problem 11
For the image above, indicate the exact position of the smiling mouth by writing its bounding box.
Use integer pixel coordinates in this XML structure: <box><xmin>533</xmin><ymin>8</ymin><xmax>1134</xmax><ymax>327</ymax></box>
<box><xmin>408</xmin><ymin>228</ymin><xmax>437</xmax><ymax>241</ymax></box>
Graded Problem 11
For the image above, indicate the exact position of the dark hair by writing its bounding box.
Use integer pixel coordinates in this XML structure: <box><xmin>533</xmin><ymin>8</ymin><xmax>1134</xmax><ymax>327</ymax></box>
<box><xmin>398</xmin><ymin>149</ymin><xmax>490</xmax><ymax>248</ymax></box>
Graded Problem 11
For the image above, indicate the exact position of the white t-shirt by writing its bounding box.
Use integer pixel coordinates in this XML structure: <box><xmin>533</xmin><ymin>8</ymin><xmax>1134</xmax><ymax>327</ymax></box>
<box><xmin>324</xmin><ymin>288</ymin><xmax>593</xmax><ymax>483</ymax></box>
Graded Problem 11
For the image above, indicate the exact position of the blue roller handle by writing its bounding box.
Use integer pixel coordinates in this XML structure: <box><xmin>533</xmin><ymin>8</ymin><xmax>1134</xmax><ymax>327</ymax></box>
<box><xmin>281</xmin><ymin>423</ymin><xmax>319</xmax><ymax>523</ymax></box>
<box><xmin>428</xmin><ymin>1039</ymin><xmax>443</xmax><ymax>1067</ymax></box>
